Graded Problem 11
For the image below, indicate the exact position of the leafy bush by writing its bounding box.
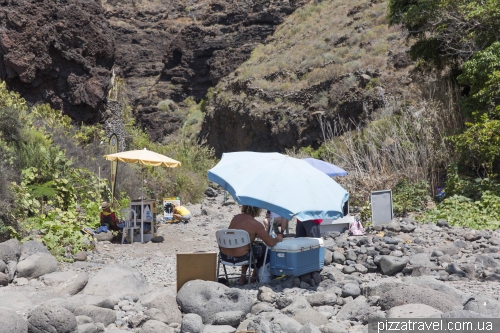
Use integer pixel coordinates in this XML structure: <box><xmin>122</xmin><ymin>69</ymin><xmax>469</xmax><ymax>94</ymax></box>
<box><xmin>444</xmin><ymin>168</ymin><xmax>500</xmax><ymax>201</ymax></box>
<box><xmin>392</xmin><ymin>179</ymin><xmax>430</xmax><ymax>216</ymax></box>
<box><xmin>420</xmin><ymin>192</ymin><xmax>500</xmax><ymax>230</ymax></box>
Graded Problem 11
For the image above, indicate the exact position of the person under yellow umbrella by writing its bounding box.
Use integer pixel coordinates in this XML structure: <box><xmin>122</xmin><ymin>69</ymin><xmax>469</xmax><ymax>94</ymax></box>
<box><xmin>104</xmin><ymin>148</ymin><xmax>181</xmax><ymax>241</ymax></box>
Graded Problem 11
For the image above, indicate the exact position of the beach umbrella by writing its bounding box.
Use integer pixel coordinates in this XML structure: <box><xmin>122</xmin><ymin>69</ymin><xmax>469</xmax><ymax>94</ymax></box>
<box><xmin>104</xmin><ymin>148</ymin><xmax>181</xmax><ymax>239</ymax></box>
<box><xmin>208</xmin><ymin>152</ymin><xmax>349</xmax><ymax>221</ymax></box>
<box><xmin>302</xmin><ymin>158</ymin><xmax>348</xmax><ymax>177</ymax></box>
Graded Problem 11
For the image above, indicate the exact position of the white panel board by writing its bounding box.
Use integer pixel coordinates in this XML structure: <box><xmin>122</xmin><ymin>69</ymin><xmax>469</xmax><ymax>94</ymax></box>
<box><xmin>370</xmin><ymin>190</ymin><xmax>393</xmax><ymax>225</ymax></box>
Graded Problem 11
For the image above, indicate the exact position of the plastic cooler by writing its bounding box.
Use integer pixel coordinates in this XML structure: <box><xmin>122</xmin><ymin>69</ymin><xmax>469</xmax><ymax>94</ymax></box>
<box><xmin>270</xmin><ymin>237</ymin><xmax>324</xmax><ymax>276</ymax></box>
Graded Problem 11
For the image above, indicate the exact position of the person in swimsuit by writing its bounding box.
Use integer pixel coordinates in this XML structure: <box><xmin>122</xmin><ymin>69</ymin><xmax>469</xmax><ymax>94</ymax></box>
<box><xmin>220</xmin><ymin>205</ymin><xmax>283</xmax><ymax>285</ymax></box>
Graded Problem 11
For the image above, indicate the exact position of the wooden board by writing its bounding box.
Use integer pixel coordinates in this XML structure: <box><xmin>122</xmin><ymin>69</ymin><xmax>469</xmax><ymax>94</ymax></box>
<box><xmin>176</xmin><ymin>252</ymin><xmax>217</xmax><ymax>292</ymax></box>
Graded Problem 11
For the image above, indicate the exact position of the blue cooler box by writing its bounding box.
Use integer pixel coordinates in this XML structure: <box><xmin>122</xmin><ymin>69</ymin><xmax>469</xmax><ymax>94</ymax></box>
<box><xmin>270</xmin><ymin>238</ymin><xmax>324</xmax><ymax>276</ymax></box>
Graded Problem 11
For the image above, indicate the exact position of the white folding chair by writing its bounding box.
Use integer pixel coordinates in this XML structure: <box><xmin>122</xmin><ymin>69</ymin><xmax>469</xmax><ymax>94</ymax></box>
<box><xmin>121</xmin><ymin>208</ymin><xmax>139</xmax><ymax>244</ymax></box>
<box><xmin>216</xmin><ymin>229</ymin><xmax>257</xmax><ymax>285</ymax></box>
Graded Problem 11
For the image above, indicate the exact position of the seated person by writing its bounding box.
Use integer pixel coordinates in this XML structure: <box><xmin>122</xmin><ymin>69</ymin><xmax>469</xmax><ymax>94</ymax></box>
<box><xmin>220</xmin><ymin>205</ymin><xmax>283</xmax><ymax>285</ymax></box>
<box><xmin>263</xmin><ymin>210</ymin><xmax>288</xmax><ymax>236</ymax></box>
<box><xmin>295</xmin><ymin>218</ymin><xmax>323</xmax><ymax>238</ymax></box>
<box><xmin>100</xmin><ymin>201</ymin><xmax>120</xmax><ymax>231</ymax></box>
<box><xmin>173</xmin><ymin>203</ymin><xmax>191</xmax><ymax>222</ymax></box>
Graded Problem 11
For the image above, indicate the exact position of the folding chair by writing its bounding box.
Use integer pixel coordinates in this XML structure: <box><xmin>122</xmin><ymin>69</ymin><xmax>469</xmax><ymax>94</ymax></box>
<box><xmin>216</xmin><ymin>229</ymin><xmax>257</xmax><ymax>285</ymax></box>
<box><xmin>121</xmin><ymin>208</ymin><xmax>139</xmax><ymax>244</ymax></box>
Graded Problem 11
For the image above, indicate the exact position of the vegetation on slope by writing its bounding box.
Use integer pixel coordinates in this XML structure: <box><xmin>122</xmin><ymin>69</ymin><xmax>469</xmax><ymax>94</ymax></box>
<box><xmin>0</xmin><ymin>81</ymin><xmax>217</xmax><ymax>259</ymax></box>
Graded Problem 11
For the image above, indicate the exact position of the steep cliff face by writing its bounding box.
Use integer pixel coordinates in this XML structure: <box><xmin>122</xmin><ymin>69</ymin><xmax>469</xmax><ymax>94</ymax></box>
<box><xmin>0</xmin><ymin>0</ymin><xmax>115</xmax><ymax>122</ymax></box>
<box><xmin>201</xmin><ymin>0</ymin><xmax>415</xmax><ymax>156</ymax></box>
<box><xmin>103</xmin><ymin>0</ymin><xmax>306</xmax><ymax>141</ymax></box>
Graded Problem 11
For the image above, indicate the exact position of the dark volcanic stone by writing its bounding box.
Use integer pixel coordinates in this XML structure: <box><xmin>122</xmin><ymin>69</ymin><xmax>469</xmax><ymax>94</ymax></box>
<box><xmin>0</xmin><ymin>0</ymin><xmax>114</xmax><ymax>122</ymax></box>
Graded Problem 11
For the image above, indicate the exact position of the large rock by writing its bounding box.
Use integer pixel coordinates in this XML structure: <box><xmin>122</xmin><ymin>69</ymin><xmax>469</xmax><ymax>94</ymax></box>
<box><xmin>0</xmin><ymin>259</ymin><xmax>7</xmax><ymax>273</ymax></box>
<box><xmin>379</xmin><ymin>256</ymin><xmax>407</xmax><ymax>275</ymax></box>
<box><xmin>82</xmin><ymin>265</ymin><xmax>150</xmax><ymax>298</ymax></box>
<box><xmin>41</xmin><ymin>270</ymin><xmax>89</xmax><ymax>296</ymax></box>
<box><xmin>387</xmin><ymin>303</ymin><xmax>443</xmax><ymax>318</ymax></box>
<box><xmin>42</xmin><ymin>294</ymin><xmax>117</xmax><ymax>313</ymax></box>
<box><xmin>463</xmin><ymin>296</ymin><xmax>500</xmax><ymax>317</ymax></box>
<box><xmin>292</xmin><ymin>308</ymin><xmax>328</xmax><ymax>327</ymax></box>
<box><xmin>247</xmin><ymin>312</ymin><xmax>303</xmax><ymax>333</ymax></box>
<box><xmin>177</xmin><ymin>280</ymin><xmax>252</xmax><ymax>324</ymax></box>
<box><xmin>146</xmin><ymin>292</ymin><xmax>182</xmax><ymax>324</ymax></box>
<box><xmin>475</xmin><ymin>255</ymin><xmax>500</xmax><ymax>268</ymax></box>
<box><xmin>27</xmin><ymin>304</ymin><xmax>77</xmax><ymax>333</ymax></box>
<box><xmin>379</xmin><ymin>285</ymin><xmax>462</xmax><ymax>312</ymax></box>
<box><xmin>0</xmin><ymin>307</ymin><xmax>28</xmax><ymax>333</ymax></box>
<box><xmin>140</xmin><ymin>320</ymin><xmax>174</xmax><ymax>333</ymax></box>
<box><xmin>16</xmin><ymin>253</ymin><xmax>59</xmax><ymax>279</ymax></box>
<box><xmin>74</xmin><ymin>305</ymin><xmax>116</xmax><ymax>327</ymax></box>
<box><xmin>335</xmin><ymin>295</ymin><xmax>372</xmax><ymax>324</ymax></box>
<box><xmin>409</xmin><ymin>253</ymin><xmax>433</xmax><ymax>267</ymax></box>
<box><xmin>181</xmin><ymin>313</ymin><xmax>203</xmax><ymax>333</ymax></box>
<box><xmin>0</xmin><ymin>239</ymin><xmax>21</xmax><ymax>263</ymax></box>
<box><xmin>402</xmin><ymin>276</ymin><xmax>472</xmax><ymax>305</ymax></box>
<box><xmin>19</xmin><ymin>240</ymin><xmax>50</xmax><ymax>261</ymax></box>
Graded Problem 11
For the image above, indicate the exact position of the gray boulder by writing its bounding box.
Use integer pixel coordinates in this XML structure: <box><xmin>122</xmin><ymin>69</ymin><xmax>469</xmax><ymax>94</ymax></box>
<box><xmin>341</xmin><ymin>283</ymin><xmax>360</xmax><ymax>298</ymax></box>
<box><xmin>42</xmin><ymin>294</ymin><xmax>116</xmax><ymax>313</ymax></box>
<box><xmin>27</xmin><ymin>304</ymin><xmax>77</xmax><ymax>333</ymax></box>
<box><xmin>293</xmin><ymin>308</ymin><xmax>328</xmax><ymax>326</ymax></box>
<box><xmin>299</xmin><ymin>322</ymin><xmax>321</xmax><ymax>333</ymax></box>
<box><xmin>409</xmin><ymin>253</ymin><xmax>433</xmax><ymax>267</ymax></box>
<box><xmin>17</xmin><ymin>253</ymin><xmax>59</xmax><ymax>279</ymax></box>
<box><xmin>386</xmin><ymin>303</ymin><xmax>442</xmax><ymax>318</ymax></box>
<box><xmin>74</xmin><ymin>305</ymin><xmax>116</xmax><ymax>327</ymax></box>
<box><xmin>402</xmin><ymin>276</ymin><xmax>472</xmax><ymax>305</ymax></box>
<box><xmin>140</xmin><ymin>320</ymin><xmax>174</xmax><ymax>333</ymax></box>
<box><xmin>0</xmin><ymin>239</ymin><xmax>21</xmax><ymax>263</ymax></box>
<box><xmin>321</xmin><ymin>320</ymin><xmax>350</xmax><ymax>333</ymax></box>
<box><xmin>41</xmin><ymin>270</ymin><xmax>89</xmax><ymax>295</ymax></box>
<box><xmin>146</xmin><ymin>291</ymin><xmax>182</xmax><ymax>324</ymax></box>
<box><xmin>181</xmin><ymin>313</ymin><xmax>203</xmax><ymax>333</ymax></box>
<box><xmin>202</xmin><ymin>325</ymin><xmax>236</xmax><ymax>333</ymax></box>
<box><xmin>387</xmin><ymin>219</ymin><xmax>401</xmax><ymax>232</ymax></box>
<box><xmin>332</xmin><ymin>251</ymin><xmax>345</xmax><ymax>264</ymax></box>
<box><xmin>77</xmin><ymin>323</ymin><xmax>105</xmax><ymax>333</ymax></box>
<box><xmin>446</xmin><ymin>263</ymin><xmax>466</xmax><ymax>277</ymax></box>
<box><xmin>0</xmin><ymin>307</ymin><xmax>28</xmax><ymax>333</ymax></box>
<box><xmin>213</xmin><ymin>311</ymin><xmax>245</xmax><ymax>326</ymax></box>
<box><xmin>0</xmin><ymin>272</ymin><xmax>8</xmax><ymax>286</ymax></box>
<box><xmin>6</xmin><ymin>260</ymin><xmax>17</xmax><ymax>282</ymax></box>
<box><xmin>336</xmin><ymin>295</ymin><xmax>372</xmax><ymax>324</ymax></box>
<box><xmin>306</xmin><ymin>292</ymin><xmax>337</xmax><ymax>306</ymax></box>
<box><xmin>177</xmin><ymin>280</ymin><xmax>252</xmax><ymax>324</ymax></box>
<box><xmin>379</xmin><ymin>256</ymin><xmax>407</xmax><ymax>275</ymax></box>
<box><xmin>143</xmin><ymin>309</ymin><xmax>171</xmax><ymax>324</ymax></box>
<box><xmin>82</xmin><ymin>265</ymin><xmax>150</xmax><ymax>298</ymax></box>
<box><xmin>0</xmin><ymin>259</ymin><xmax>6</xmax><ymax>273</ymax></box>
<box><xmin>324</xmin><ymin>248</ymin><xmax>333</xmax><ymax>266</ymax></box>
<box><xmin>321</xmin><ymin>266</ymin><xmax>344</xmax><ymax>282</ymax></box>
<box><xmin>463</xmin><ymin>296</ymin><xmax>500</xmax><ymax>317</ymax></box>
<box><xmin>19</xmin><ymin>240</ymin><xmax>50</xmax><ymax>261</ymax></box>
<box><xmin>475</xmin><ymin>255</ymin><xmax>500</xmax><ymax>268</ymax></box>
<box><xmin>247</xmin><ymin>312</ymin><xmax>302</xmax><ymax>333</ymax></box>
<box><xmin>439</xmin><ymin>310</ymin><xmax>490</xmax><ymax>318</ymax></box>
<box><xmin>94</xmin><ymin>232</ymin><xmax>113</xmax><ymax>242</ymax></box>
<box><xmin>379</xmin><ymin>285</ymin><xmax>462</xmax><ymax>312</ymax></box>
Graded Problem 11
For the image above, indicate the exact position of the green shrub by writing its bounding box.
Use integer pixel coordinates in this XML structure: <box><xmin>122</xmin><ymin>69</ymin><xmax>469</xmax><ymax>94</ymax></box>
<box><xmin>420</xmin><ymin>192</ymin><xmax>500</xmax><ymax>230</ymax></box>
<box><xmin>392</xmin><ymin>179</ymin><xmax>430</xmax><ymax>216</ymax></box>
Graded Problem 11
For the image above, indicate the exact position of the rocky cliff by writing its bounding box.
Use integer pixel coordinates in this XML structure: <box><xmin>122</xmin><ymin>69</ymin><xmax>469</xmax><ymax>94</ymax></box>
<box><xmin>201</xmin><ymin>0</ymin><xmax>415</xmax><ymax>155</ymax></box>
<box><xmin>0</xmin><ymin>0</ymin><xmax>115</xmax><ymax>122</ymax></box>
<box><xmin>103</xmin><ymin>0</ymin><xmax>307</xmax><ymax>141</ymax></box>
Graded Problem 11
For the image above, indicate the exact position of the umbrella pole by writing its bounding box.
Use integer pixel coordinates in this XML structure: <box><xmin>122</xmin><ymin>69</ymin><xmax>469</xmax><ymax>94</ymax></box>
<box><xmin>259</xmin><ymin>216</ymin><xmax>274</xmax><ymax>282</ymax></box>
<box><xmin>141</xmin><ymin>166</ymin><xmax>144</xmax><ymax>244</ymax></box>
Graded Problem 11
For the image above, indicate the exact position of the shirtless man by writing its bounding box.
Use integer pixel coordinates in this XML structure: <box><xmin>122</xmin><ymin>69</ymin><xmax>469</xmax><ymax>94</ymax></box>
<box><xmin>220</xmin><ymin>205</ymin><xmax>283</xmax><ymax>284</ymax></box>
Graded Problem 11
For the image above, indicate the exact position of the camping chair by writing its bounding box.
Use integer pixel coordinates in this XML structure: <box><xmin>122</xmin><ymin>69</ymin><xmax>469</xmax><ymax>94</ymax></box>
<box><xmin>216</xmin><ymin>229</ymin><xmax>257</xmax><ymax>285</ymax></box>
<box><xmin>121</xmin><ymin>208</ymin><xmax>139</xmax><ymax>244</ymax></box>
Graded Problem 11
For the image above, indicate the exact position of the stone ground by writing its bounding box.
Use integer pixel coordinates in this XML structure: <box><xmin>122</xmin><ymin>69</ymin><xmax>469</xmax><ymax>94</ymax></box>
<box><xmin>57</xmin><ymin>196</ymin><xmax>499</xmax><ymax>299</ymax></box>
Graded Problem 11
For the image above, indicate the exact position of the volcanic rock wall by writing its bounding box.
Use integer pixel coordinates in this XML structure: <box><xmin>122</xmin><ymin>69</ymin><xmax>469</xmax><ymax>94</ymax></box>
<box><xmin>0</xmin><ymin>0</ymin><xmax>115</xmax><ymax>122</ymax></box>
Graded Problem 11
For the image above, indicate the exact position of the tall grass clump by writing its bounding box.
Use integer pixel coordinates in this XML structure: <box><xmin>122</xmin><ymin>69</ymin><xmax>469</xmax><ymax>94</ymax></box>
<box><xmin>316</xmin><ymin>79</ymin><xmax>462</xmax><ymax>212</ymax></box>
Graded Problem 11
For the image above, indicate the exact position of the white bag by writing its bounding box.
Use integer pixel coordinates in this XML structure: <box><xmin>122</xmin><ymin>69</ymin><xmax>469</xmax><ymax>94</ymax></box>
<box><xmin>143</xmin><ymin>205</ymin><xmax>152</xmax><ymax>222</ymax></box>
<box><xmin>258</xmin><ymin>262</ymin><xmax>272</xmax><ymax>283</ymax></box>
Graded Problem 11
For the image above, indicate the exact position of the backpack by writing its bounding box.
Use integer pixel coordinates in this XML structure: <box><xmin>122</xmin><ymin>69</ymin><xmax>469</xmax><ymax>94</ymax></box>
<box><xmin>349</xmin><ymin>219</ymin><xmax>365</xmax><ymax>236</ymax></box>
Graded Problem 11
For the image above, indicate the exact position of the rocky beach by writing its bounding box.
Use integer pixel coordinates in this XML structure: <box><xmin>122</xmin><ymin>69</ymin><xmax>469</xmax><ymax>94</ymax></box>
<box><xmin>1</xmin><ymin>194</ymin><xmax>500</xmax><ymax>333</ymax></box>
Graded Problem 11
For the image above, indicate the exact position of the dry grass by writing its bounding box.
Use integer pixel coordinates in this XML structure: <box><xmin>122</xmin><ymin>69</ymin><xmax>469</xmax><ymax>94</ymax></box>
<box><xmin>236</xmin><ymin>0</ymin><xmax>405</xmax><ymax>94</ymax></box>
<box><xmin>314</xmin><ymin>77</ymin><xmax>463</xmax><ymax>205</ymax></box>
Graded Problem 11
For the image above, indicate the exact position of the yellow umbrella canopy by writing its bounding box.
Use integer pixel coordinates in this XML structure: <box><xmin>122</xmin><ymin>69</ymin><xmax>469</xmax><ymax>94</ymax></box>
<box><xmin>104</xmin><ymin>148</ymin><xmax>181</xmax><ymax>167</ymax></box>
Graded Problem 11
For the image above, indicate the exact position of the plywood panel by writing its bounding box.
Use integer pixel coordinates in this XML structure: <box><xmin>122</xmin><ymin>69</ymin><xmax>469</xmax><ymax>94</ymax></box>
<box><xmin>176</xmin><ymin>252</ymin><xmax>217</xmax><ymax>292</ymax></box>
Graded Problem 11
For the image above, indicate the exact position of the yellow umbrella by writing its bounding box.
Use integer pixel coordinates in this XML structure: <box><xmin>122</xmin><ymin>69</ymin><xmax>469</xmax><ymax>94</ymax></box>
<box><xmin>104</xmin><ymin>148</ymin><xmax>181</xmax><ymax>167</ymax></box>
<box><xmin>103</xmin><ymin>148</ymin><xmax>181</xmax><ymax>239</ymax></box>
